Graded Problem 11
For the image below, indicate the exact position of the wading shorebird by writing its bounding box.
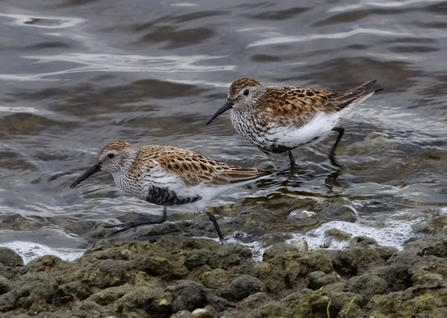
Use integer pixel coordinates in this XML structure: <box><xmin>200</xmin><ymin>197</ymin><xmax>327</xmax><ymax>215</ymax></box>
<box><xmin>70</xmin><ymin>140</ymin><xmax>269</xmax><ymax>242</ymax></box>
<box><xmin>206</xmin><ymin>78</ymin><xmax>382</xmax><ymax>167</ymax></box>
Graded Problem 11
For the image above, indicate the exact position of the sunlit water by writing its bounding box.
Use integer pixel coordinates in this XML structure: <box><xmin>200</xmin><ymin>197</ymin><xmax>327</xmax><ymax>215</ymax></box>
<box><xmin>0</xmin><ymin>0</ymin><xmax>446</xmax><ymax>262</ymax></box>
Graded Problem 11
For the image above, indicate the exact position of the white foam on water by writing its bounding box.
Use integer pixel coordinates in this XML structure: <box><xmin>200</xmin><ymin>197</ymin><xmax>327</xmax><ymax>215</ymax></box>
<box><xmin>195</xmin><ymin>212</ymin><xmax>425</xmax><ymax>261</ymax></box>
<box><xmin>286</xmin><ymin>217</ymin><xmax>424</xmax><ymax>251</ymax></box>
<box><xmin>0</xmin><ymin>241</ymin><xmax>85</xmax><ymax>264</ymax></box>
<box><xmin>3</xmin><ymin>209</ymin><xmax>432</xmax><ymax>265</ymax></box>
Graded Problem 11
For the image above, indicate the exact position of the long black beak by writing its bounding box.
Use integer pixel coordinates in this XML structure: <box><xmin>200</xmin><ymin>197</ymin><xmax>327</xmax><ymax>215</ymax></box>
<box><xmin>206</xmin><ymin>99</ymin><xmax>234</xmax><ymax>125</ymax></box>
<box><xmin>70</xmin><ymin>163</ymin><xmax>101</xmax><ymax>189</ymax></box>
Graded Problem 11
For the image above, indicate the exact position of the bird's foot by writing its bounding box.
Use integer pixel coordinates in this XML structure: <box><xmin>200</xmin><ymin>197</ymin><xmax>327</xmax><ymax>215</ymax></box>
<box><xmin>219</xmin><ymin>236</ymin><xmax>229</xmax><ymax>245</ymax></box>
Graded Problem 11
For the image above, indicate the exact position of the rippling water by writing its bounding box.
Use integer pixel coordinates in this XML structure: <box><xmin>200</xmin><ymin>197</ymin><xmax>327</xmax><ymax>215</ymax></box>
<box><xmin>1</xmin><ymin>0</ymin><xmax>446</xmax><ymax>260</ymax></box>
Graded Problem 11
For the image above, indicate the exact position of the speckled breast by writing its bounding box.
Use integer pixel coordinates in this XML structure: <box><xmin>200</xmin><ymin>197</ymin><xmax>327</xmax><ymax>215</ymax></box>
<box><xmin>230</xmin><ymin>110</ymin><xmax>291</xmax><ymax>153</ymax></box>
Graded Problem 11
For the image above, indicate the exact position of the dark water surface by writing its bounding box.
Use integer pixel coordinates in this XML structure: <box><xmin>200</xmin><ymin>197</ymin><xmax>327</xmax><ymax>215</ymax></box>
<box><xmin>0</xmin><ymin>0</ymin><xmax>446</xmax><ymax>260</ymax></box>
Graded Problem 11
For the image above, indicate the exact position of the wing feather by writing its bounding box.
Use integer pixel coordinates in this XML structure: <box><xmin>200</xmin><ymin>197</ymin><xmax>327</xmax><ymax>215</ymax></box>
<box><xmin>260</xmin><ymin>80</ymin><xmax>382</xmax><ymax>126</ymax></box>
<box><xmin>133</xmin><ymin>145</ymin><xmax>269</xmax><ymax>187</ymax></box>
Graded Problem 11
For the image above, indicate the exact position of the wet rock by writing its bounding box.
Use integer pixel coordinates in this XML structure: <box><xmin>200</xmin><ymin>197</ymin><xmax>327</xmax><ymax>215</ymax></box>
<box><xmin>251</xmin><ymin>243</ymin><xmax>333</xmax><ymax>296</ymax></box>
<box><xmin>365</xmin><ymin>287</ymin><xmax>447</xmax><ymax>318</ymax></box>
<box><xmin>224</xmin><ymin>292</ymin><xmax>289</xmax><ymax>318</ymax></box>
<box><xmin>259</xmin><ymin>232</ymin><xmax>293</xmax><ymax>246</ymax></box>
<box><xmin>373</xmin><ymin>263</ymin><xmax>412</xmax><ymax>292</ymax></box>
<box><xmin>324</xmin><ymin>228</ymin><xmax>352</xmax><ymax>241</ymax></box>
<box><xmin>88</xmin><ymin>284</ymin><xmax>134</xmax><ymax>305</ymax></box>
<box><xmin>412</xmin><ymin>271</ymin><xmax>445</xmax><ymax>288</ymax></box>
<box><xmin>225</xmin><ymin>214</ymin><xmax>266</xmax><ymax>237</ymax></box>
<box><xmin>337</xmin><ymin>299</ymin><xmax>364</xmax><ymax>318</ymax></box>
<box><xmin>0</xmin><ymin>276</ymin><xmax>11</xmax><ymax>295</ymax></box>
<box><xmin>0</xmin><ymin>247</ymin><xmax>23</xmax><ymax>267</ymax></box>
<box><xmin>184</xmin><ymin>249</ymin><xmax>211</xmax><ymax>270</ymax></box>
<box><xmin>0</xmin><ymin>272</ymin><xmax>59</xmax><ymax>313</ymax></box>
<box><xmin>307</xmin><ymin>271</ymin><xmax>338</xmax><ymax>290</ymax></box>
<box><xmin>1</xmin><ymin>233</ymin><xmax>447</xmax><ymax>317</ymax></box>
<box><xmin>208</xmin><ymin>244</ymin><xmax>252</xmax><ymax>270</ymax></box>
<box><xmin>346</xmin><ymin>132</ymin><xmax>394</xmax><ymax>155</ymax></box>
<box><xmin>25</xmin><ymin>255</ymin><xmax>68</xmax><ymax>273</ymax></box>
<box><xmin>172</xmin><ymin>310</ymin><xmax>194</xmax><ymax>318</ymax></box>
<box><xmin>71</xmin><ymin>299</ymin><xmax>115</xmax><ymax>317</ymax></box>
<box><xmin>287</xmin><ymin>209</ymin><xmax>319</xmax><ymax>226</ymax></box>
<box><xmin>58</xmin><ymin>280</ymin><xmax>91</xmax><ymax>301</ymax></box>
<box><xmin>116</xmin><ymin>285</ymin><xmax>172</xmax><ymax>317</ymax></box>
<box><xmin>133</xmin><ymin>253</ymin><xmax>189</xmax><ymax>279</ymax></box>
<box><xmin>346</xmin><ymin>274</ymin><xmax>389</xmax><ymax>302</ymax></box>
<box><xmin>288</xmin><ymin>238</ymin><xmax>309</xmax><ymax>253</ymax></box>
<box><xmin>331</xmin><ymin>236</ymin><xmax>391</xmax><ymax>276</ymax></box>
<box><xmin>191</xmin><ymin>308</ymin><xmax>215</xmax><ymax>318</ymax></box>
<box><xmin>222</xmin><ymin>275</ymin><xmax>265</xmax><ymax>302</ymax></box>
<box><xmin>266</xmin><ymin>244</ymin><xmax>332</xmax><ymax>276</ymax></box>
<box><xmin>407</xmin><ymin>235</ymin><xmax>447</xmax><ymax>258</ymax></box>
<box><xmin>169</xmin><ymin>280</ymin><xmax>207</xmax><ymax>312</ymax></box>
<box><xmin>71</xmin><ymin>258</ymin><xmax>131</xmax><ymax>289</ymax></box>
<box><xmin>199</xmin><ymin>268</ymin><xmax>231</xmax><ymax>289</ymax></box>
<box><xmin>284</xmin><ymin>289</ymin><xmax>362</xmax><ymax>318</ymax></box>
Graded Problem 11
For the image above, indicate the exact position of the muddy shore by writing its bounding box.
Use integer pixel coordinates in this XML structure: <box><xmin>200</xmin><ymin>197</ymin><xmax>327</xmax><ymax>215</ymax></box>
<box><xmin>0</xmin><ymin>223</ymin><xmax>446</xmax><ymax>318</ymax></box>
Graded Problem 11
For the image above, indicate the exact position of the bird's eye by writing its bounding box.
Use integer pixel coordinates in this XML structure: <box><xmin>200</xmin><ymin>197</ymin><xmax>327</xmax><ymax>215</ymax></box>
<box><xmin>107</xmin><ymin>153</ymin><xmax>115</xmax><ymax>159</ymax></box>
<box><xmin>243</xmin><ymin>89</ymin><xmax>249</xmax><ymax>96</ymax></box>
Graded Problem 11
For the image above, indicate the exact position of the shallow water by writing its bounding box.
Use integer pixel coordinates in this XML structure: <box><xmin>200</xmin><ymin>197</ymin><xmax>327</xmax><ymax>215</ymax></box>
<box><xmin>0</xmin><ymin>0</ymin><xmax>446</xmax><ymax>261</ymax></box>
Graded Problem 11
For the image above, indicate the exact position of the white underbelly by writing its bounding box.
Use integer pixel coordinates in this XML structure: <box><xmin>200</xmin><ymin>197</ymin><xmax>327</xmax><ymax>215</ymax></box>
<box><xmin>264</xmin><ymin>111</ymin><xmax>341</xmax><ymax>149</ymax></box>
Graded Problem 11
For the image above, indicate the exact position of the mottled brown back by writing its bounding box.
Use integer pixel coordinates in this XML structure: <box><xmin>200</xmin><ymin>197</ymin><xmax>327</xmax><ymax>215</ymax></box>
<box><xmin>259</xmin><ymin>80</ymin><xmax>381</xmax><ymax>126</ymax></box>
<box><xmin>132</xmin><ymin>145</ymin><xmax>269</xmax><ymax>187</ymax></box>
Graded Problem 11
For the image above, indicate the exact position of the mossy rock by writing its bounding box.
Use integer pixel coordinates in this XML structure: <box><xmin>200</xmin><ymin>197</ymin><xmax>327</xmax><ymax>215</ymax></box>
<box><xmin>199</xmin><ymin>268</ymin><xmax>231</xmax><ymax>289</ymax></box>
<box><xmin>0</xmin><ymin>247</ymin><xmax>23</xmax><ymax>267</ymax></box>
<box><xmin>221</xmin><ymin>275</ymin><xmax>266</xmax><ymax>302</ymax></box>
<box><xmin>366</xmin><ymin>288</ymin><xmax>447</xmax><ymax>318</ymax></box>
<box><xmin>116</xmin><ymin>285</ymin><xmax>172</xmax><ymax>317</ymax></box>
<box><xmin>0</xmin><ymin>276</ymin><xmax>12</xmax><ymax>295</ymax></box>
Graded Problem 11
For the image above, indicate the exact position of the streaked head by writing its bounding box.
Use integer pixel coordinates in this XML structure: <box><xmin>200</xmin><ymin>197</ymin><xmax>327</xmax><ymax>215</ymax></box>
<box><xmin>70</xmin><ymin>140</ymin><xmax>135</xmax><ymax>189</ymax></box>
<box><xmin>206</xmin><ymin>78</ymin><xmax>264</xmax><ymax>125</ymax></box>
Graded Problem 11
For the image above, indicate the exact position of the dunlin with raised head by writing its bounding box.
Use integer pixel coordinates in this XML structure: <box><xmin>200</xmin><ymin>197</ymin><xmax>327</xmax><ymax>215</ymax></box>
<box><xmin>70</xmin><ymin>140</ymin><xmax>269</xmax><ymax>242</ymax></box>
<box><xmin>206</xmin><ymin>78</ymin><xmax>382</xmax><ymax>167</ymax></box>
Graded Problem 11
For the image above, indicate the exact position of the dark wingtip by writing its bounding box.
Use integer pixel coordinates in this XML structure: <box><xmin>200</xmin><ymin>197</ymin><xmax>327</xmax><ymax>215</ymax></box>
<box><xmin>363</xmin><ymin>79</ymin><xmax>383</xmax><ymax>94</ymax></box>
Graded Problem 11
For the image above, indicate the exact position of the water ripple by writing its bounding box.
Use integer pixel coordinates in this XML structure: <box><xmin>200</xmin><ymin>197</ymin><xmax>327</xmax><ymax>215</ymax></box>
<box><xmin>0</xmin><ymin>53</ymin><xmax>236</xmax><ymax>81</ymax></box>
<box><xmin>0</xmin><ymin>12</ymin><xmax>85</xmax><ymax>29</ymax></box>
<box><xmin>246</xmin><ymin>27</ymin><xmax>414</xmax><ymax>48</ymax></box>
<box><xmin>329</xmin><ymin>0</ymin><xmax>446</xmax><ymax>13</ymax></box>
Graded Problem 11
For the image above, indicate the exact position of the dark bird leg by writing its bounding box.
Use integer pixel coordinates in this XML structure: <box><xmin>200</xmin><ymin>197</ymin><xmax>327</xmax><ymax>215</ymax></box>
<box><xmin>205</xmin><ymin>211</ymin><xmax>226</xmax><ymax>244</ymax></box>
<box><xmin>105</xmin><ymin>206</ymin><xmax>168</xmax><ymax>234</ymax></box>
<box><xmin>288</xmin><ymin>150</ymin><xmax>296</xmax><ymax>167</ymax></box>
<box><xmin>328</xmin><ymin>127</ymin><xmax>345</xmax><ymax>167</ymax></box>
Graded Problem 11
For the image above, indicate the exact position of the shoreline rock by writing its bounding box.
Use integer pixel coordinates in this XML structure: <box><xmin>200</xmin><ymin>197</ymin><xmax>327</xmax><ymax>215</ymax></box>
<box><xmin>0</xmin><ymin>234</ymin><xmax>446</xmax><ymax>317</ymax></box>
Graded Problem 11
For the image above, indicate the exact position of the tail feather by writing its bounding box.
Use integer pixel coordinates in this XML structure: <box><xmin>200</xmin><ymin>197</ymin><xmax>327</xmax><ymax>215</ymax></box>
<box><xmin>331</xmin><ymin>79</ymin><xmax>383</xmax><ymax>111</ymax></box>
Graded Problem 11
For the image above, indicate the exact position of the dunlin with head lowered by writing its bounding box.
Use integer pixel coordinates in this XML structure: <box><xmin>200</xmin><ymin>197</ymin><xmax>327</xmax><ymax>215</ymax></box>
<box><xmin>69</xmin><ymin>140</ymin><xmax>269</xmax><ymax>242</ymax></box>
<box><xmin>207</xmin><ymin>78</ymin><xmax>382</xmax><ymax>167</ymax></box>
